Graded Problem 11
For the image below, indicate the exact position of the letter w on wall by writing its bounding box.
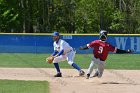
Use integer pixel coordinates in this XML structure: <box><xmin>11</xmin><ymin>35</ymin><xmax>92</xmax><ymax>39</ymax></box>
<box><xmin>115</xmin><ymin>37</ymin><xmax>128</xmax><ymax>50</ymax></box>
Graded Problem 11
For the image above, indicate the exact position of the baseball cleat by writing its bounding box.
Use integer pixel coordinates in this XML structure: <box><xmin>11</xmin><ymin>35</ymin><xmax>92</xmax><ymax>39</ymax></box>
<box><xmin>86</xmin><ymin>74</ymin><xmax>90</xmax><ymax>79</ymax></box>
<box><xmin>93</xmin><ymin>72</ymin><xmax>98</xmax><ymax>77</ymax></box>
<box><xmin>54</xmin><ymin>73</ymin><xmax>62</xmax><ymax>77</ymax></box>
<box><xmin>79</xmin><ymin>70</ymin><xmax>85</xmax><ymax>76</ymax></box>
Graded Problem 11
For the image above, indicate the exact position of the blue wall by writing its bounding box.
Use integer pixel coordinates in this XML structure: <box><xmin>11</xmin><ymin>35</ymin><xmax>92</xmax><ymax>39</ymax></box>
<box><xmin>0</xmin><ymin>34</ymin><xmax>140</xmax><ymax>53</ymax></box>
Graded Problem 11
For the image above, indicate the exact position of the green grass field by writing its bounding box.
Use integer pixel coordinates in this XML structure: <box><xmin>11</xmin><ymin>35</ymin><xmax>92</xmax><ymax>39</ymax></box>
<box><xmin>0</xmin><ymin>53</ymin><xmax>139</xmax><ymax>93</ymax></box>
<box><xmin>0</xmin><ymin>53</ymin><xmax>139</xmax><ymax>69</ymax></box>
<box><xmin>0</xmin><ymin>80</ymin><xmax>49</xmax><ymax>93</ymax></box>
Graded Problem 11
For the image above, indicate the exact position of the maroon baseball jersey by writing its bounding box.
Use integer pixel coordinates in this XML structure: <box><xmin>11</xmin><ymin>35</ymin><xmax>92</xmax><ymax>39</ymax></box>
<box><xmin>87</xmin><ymin>40</ymin><xmax>117</xmax><ymax>61</ymax></box>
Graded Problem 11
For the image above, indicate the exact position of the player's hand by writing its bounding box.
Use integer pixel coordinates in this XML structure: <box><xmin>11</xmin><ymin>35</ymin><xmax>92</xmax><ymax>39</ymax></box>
<box><xmin>127</xmin><ymin>49</ymin><xmax>134</xmax><ymax>53</ymax></box>
<box><xmin>46</xmin><ymin>56</ymin><xmax>54</xmax><ymax>64</ymax></box>
<box><xmin>79</xmin><ymin>46</ymin><xmax>84</xmax><ymax>50</ymax></box>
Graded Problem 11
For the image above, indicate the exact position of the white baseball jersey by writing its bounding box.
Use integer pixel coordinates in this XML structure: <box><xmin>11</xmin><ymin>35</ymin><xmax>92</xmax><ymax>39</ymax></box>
<box><xmin>53</xmin><ymin>39</ymin><xmax>75</xmax><ymax>65</ymax></box>
<box><xmin>53</xmin><ymin>39</ymin><xmax>73</xmax><ymax>54</ymax></box>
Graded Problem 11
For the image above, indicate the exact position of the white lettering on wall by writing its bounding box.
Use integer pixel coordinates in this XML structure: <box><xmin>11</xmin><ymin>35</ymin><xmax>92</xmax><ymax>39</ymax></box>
<box><xmin>130</xmin><ymin>37</ymin><xmax>140</xmax><ymax>52</ymax></box>
<box><xmin>63</xmin><ymin>35</ymin><xmax>72</xmax><ymax>39</ymax></box>
<box><xmin>115</xmin><ymin>37</ymin><xmax>140</xmax><ymax>52</ymax></box>
<box><xmin>136</xmin><ymin>37</ymin><xmax>140</xmax><ymax>51</ymax></box>
<box><xmin>130</xmin><ymin>37</ymin><xmax>135</xmax><ymax>50</ymax></box>
<box><xmin>115</xmin><ymin>37</ymin><xmax>128</xmax><ymax>49</ymax></box>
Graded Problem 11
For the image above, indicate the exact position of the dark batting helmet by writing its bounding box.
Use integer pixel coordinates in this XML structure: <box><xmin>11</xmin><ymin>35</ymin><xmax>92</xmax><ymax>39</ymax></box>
<box><xmin>99</xmin><ymin>30</ymin><xmax>108</xmax><ymax>41</ymax></box>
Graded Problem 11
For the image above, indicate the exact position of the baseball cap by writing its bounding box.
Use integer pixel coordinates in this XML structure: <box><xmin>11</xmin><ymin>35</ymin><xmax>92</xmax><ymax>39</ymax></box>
<box><xmin>52</xmin><ymin>32</ymin><xmax>59</xmax><ymax>36</ymax></box>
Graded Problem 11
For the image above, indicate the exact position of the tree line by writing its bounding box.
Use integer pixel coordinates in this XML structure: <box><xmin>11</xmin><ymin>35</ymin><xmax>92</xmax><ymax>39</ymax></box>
<box><xmin>0</xmin><ymin>0</ymin><xmax>140</xmax><ymax>33</ymax></box>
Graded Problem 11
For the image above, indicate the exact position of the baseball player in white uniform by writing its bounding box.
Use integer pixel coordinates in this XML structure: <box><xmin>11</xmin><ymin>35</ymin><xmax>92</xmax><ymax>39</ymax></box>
<box><xmin>51</xmin><ymin>32</ymin><xmax>85</xmax><ymax>77</ymax></box>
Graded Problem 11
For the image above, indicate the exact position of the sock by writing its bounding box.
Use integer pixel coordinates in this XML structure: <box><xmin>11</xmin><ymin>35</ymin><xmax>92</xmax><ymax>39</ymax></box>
<box><xmin>72</xmin><ymin>63</ymin><xmax>81</xmax><ymax>71</ymax></box>
<box><xmin>53</xmin><ymin>63</ymin><xmax>61</xmax><ymax>73</ymax></box>
<box><xmin>87</xmin><ymin>61</ymin><xmax>94</xmax><ymax>74</ymax></box>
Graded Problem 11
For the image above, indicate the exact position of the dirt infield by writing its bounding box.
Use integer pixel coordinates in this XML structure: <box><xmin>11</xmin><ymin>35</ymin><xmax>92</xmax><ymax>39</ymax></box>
<box><xmin>0</xmin><ymin>68</ymin><xmax>140</xmax><ymax>93</ymax></box>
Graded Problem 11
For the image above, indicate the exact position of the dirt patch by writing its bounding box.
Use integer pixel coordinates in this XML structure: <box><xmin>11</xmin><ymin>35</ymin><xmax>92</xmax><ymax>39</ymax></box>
<box><xmin>0</xmin><ymin>68</ymin><xmax>140</xmax><ymax>93</ymax></box>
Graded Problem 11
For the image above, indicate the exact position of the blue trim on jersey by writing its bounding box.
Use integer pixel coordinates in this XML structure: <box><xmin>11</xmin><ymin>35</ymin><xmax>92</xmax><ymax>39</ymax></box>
<box><xmin>57</xmin><ymin>49</ymin><xmax>64</xmax><ymax>56</ymax></box>
<box><xmin>52</xmin><ymin>50</ymin><xmax>58</xmax><ymax>56</ymax></box>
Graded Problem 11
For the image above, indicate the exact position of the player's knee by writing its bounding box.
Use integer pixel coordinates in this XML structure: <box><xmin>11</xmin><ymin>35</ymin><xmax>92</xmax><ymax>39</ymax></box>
<box><xmin>53</xmin><ymin>58</ymin><xmax>58</xmax><ymax>63</ymax></box>
<box><xmin>68</xmin><ymin>61</ymin><xmax>73</xmax><ymax>65</ymax></box>
<box><xmin>53</xmin><ymin>61</ymin><xmax>57</xmax><ymax>63</ymax></box>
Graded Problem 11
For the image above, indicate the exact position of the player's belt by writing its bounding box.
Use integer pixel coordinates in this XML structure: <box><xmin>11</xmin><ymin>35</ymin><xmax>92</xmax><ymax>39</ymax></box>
<box><xmin>64</xmin><ymin>49</ymin><xmax>72</xmax><ymax>54</ymax></box>
<box><xmin>94</xmin><ymin>56</ymin><xmax>105</xmax><ymax>61</ymax></box>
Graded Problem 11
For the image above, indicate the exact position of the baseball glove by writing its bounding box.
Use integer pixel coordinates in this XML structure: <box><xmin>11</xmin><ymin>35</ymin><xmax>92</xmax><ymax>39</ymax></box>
<box><xmin>127</xmin><ymin>49</ymin><xmax>134</xmax><ymax>53</ymax></box>
<box><xmin>46</xmin><ymin>56</ymin><xmax>54</xmax><ymax>64</ymax></box>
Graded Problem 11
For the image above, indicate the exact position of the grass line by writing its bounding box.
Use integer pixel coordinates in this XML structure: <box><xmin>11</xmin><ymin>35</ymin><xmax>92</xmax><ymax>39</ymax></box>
<box><xmin>0</xmin><ymin>80</ymin><xmax>49</xmax><ymax>93</ymax></box>
<box><xmin>0</xmin><ymin>53</ymin><xmax>140</xmax><ymax>69</ymax></box>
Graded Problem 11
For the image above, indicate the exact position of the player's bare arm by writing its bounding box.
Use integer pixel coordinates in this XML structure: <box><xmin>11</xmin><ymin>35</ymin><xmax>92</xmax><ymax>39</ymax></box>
<box><xmin>79</xmin><ymin>45</ymin><xmax>89</xmax><ymax>50</ymax></box>
<box><xmin>116</xmin><ymin>49</ymin><xmax>134</xmax><ymax>54</ymax></box>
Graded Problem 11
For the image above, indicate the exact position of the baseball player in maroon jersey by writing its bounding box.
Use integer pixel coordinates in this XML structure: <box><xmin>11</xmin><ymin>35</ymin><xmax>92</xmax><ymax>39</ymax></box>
<box><xmin>79</xmin><ymin>30</ymin><xmax>133</xmax><ymax>79</ymax></box>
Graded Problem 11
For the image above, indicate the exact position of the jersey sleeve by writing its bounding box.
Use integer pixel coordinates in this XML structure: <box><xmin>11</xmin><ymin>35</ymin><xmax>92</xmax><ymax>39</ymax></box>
<box><xmin>108</xmin><ymin>44</ymin><xmax>117</xmax><ymax>53</ymax></box>
<box><xmin>87</xmin><ymin>41</ymin><xmax>96</xmax><ymax>48</ymax></box>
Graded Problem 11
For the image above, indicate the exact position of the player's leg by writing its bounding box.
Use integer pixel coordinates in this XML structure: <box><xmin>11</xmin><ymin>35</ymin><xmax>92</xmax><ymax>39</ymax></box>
<box><xmin>66</xmin><ymin>51</ymin><xmax>85</xmax><ymax>76</ymax></box>
<box><xmin>53</xmin><ymin>55</ymin><xmax>67</xmax><ymax>77</ymax></box>
<box><xmin>86</xmin><ymin>60</ymin><xmax>95</xmax><ymax>79</ymax></box>
<box><xmin>93</xmin><ymin>60</ymin><xmax>105</xmax><ymax>78</ymax></box>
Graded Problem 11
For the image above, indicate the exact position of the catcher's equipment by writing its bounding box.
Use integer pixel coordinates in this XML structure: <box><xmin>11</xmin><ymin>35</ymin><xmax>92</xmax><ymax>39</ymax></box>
<box><xmin>99</xmin><ymin>30</ymin><xmax>108</xmax><ymax>41</ymax></box>
<box><xmin>46</xmin><ymin>56</ymin><xmax>54</xmax><ymax>64</ymax></box>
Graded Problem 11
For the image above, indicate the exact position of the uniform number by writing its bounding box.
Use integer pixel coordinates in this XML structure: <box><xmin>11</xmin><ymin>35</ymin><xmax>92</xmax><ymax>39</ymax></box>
<box><xmin>98</xmin><ymin>46</ymin><xmax>103</xmax><ymax>54</ymax></box>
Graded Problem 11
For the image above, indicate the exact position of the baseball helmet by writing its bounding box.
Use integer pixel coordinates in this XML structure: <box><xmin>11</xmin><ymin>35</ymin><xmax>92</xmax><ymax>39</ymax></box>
<box><xmin>99</xmin><ymin>30</ymin><xmax>108</xmax><ymax>41</ymax></box>
<box><xmin>52</xmin><ymin>31</ymin><xmax>59</xmax><ymax>36</ymax></box>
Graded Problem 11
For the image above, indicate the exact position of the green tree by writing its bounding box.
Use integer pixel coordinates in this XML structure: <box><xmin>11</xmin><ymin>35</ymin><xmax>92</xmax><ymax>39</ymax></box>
<box><xmin>0</xmin><ymin>0</ymin><xmax>140</xmax><ymax>33</ymax></box>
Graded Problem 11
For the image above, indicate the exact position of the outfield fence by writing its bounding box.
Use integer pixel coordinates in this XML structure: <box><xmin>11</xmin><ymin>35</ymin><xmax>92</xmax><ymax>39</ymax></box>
<box><xmin>0</xmin><ymin>33</ymin><xmax>140</xmax><ymax>54</ymax></box>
